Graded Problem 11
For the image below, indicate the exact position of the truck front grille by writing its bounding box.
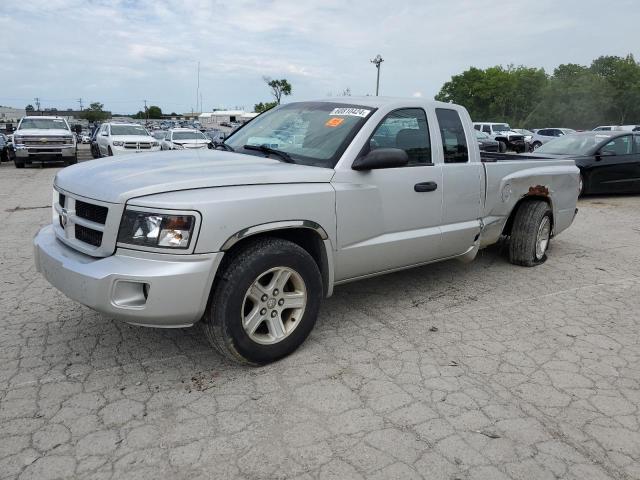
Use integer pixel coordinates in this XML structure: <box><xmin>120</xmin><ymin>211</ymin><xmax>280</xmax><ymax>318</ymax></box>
<box><xmin>76</xmin><ymin>200</ymin><xmax>108</xmax><ymax>224</ymax></box>
<box><xmin>124</xmin><ymin>142</ymin><xmax>152</xmax><ymax>150</ymax></box>
<box><xmin>75</xmin><ymin>225</ymin><xmax>103</xmax><ymax>247</ymax></box>
<box><xmin>24</xmin><ymin>137</ymin><xmax>72</xmax><ymax>146</ymax></box>
<box><xmin>54</xmin><ymin>187</ymin><xmax>123</xmax><ymax>257</ymax></box>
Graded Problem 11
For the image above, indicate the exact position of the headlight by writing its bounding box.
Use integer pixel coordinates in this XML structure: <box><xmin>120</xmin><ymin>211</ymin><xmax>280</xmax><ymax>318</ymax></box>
<box><xmin>112</xmin><ymin>141</ymin><xmax>124</xmax><ymax>146</ymax></box>
<box><xmin>65</xmin><ymin>136</ymin><xmax>74</xmax><ymax>144</ymax></box>
<box><xmin>151</xmin><ymin>141</ymin><xmax>159</xmax><ymax>147</ymax></box>
<box><xmin>117</xmin><ymin>210</ymin><xmax>195</xmax><ymax>249</ymax></box>
<box><xmin>14</xmin><ymin>136</ymin><xmax>24</xmax><ymax>144</ymax></box>
<box><xmin>172</xmin><ymin>143</ymin><xmax>184</xmax><ymax>149</ymax></box>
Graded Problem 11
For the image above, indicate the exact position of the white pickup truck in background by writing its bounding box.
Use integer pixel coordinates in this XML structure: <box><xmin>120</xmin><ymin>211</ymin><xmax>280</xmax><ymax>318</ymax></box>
<box><xmin>34</xmin><ymin>97</ymin><xmax>579</xmax><ymax>364</ymax></box>
<box><xmin>13</xmin><ymin>116</ymin><xmax>77</xmax><ymax>167</ymax></box>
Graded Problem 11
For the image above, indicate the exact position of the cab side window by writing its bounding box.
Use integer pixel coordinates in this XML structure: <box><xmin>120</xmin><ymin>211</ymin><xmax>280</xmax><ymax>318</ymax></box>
<box><xmin>436</xmin><ymin>108</ymin><xmax>468</xmax><ymax>163</ymax></box>
<box><xmin>482</xmin><ymin>125</ymin><xmax>491</xmax><ymax>134</ymax></box>
<box><xmin>369</xmin><ymin>108</ymin><xmax>431</xmax><ymax>165</ymax></box>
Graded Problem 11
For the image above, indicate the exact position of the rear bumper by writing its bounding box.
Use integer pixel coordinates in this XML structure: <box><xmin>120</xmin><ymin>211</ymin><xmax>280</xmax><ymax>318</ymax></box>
<box><xmin>34</xmin><ymin>225</ymin><xmax>223</xmax><ymax>327</ymax></box>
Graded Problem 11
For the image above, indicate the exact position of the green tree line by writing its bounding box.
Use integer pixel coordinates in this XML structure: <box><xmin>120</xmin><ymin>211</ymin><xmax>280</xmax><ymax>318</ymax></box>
<box><xmin>435</xmin><ymin>54</ymin><xmax>640</xmax><ymax>129</ymax></box>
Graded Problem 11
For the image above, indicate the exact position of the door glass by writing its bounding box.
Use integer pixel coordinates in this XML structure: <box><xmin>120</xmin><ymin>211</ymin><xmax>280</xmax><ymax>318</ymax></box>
<box><xmin>482</xmin><ymin>125</ymin><xmax>491</xmax><ymax>134</ymax></box>
<box><xmin>602</xmin><ymin>136</ymin><xmax>632</xmax><ymax>155</ymax></box>
<box><xmin>369</xmin><ymin>109</ymin><xmax>431</xmax><ymax>165</ymax></box>
<box><xmin>436</xmin><ymin>109</ymin><xmax>468</xmax><ymax>163</ymax></box>
<box><xmin>633</xmin><ymin>135</ymin><xmax>640</xmax><ymax>153</ymax></box>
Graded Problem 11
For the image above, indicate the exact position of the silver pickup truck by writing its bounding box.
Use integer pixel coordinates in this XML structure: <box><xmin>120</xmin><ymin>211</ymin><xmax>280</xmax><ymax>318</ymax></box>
<box><xmin>34</xmin><ymin>98</ymin><xmax>579</xmax><ymax>364</ymax></box>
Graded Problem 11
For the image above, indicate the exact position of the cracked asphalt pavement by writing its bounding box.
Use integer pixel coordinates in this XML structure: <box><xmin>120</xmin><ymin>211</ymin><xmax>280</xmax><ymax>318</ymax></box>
<box><xmin>1</xmin><ymin>161</ymin><xmax>639</xmax><ymax>480</ymax></box>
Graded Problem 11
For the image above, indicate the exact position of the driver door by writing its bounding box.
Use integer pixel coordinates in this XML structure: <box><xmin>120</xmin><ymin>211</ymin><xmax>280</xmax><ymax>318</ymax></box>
<box><xmin>333</xmin><ymin>108</ymin><xmax>444</xmax><ymax>281</ymax></box>
<box><xmin>590</xmin><ymin>135</ymin><xmax>638</xmax><ymax>193</ymax></box>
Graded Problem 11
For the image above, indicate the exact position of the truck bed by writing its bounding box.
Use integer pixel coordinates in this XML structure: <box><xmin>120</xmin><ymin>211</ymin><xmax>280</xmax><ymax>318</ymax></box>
<box><xmin>480</xmin><ymin>151</ymin><xmax>560</xmax><ymax>162</ymax></box>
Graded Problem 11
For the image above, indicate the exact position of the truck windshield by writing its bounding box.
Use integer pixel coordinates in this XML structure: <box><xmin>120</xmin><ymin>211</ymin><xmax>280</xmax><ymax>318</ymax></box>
<box><xmin>536</xmin><ymin>133</ymin><xmax>613</xmax><ymax>155</ymax></box>
<box><xmin>111</xmin><ymin>125</ymin><xmax>149</xmax><ymax>136</ymax></box>
<box><xmin>19</xmin><ymin>118</ymin><xmax>69</xmax><ymax>130</ymax></box>
<box><xmin>225</xmin><ymin>102</ymin><xmax>375</xmax><ymax>168</ymax></box>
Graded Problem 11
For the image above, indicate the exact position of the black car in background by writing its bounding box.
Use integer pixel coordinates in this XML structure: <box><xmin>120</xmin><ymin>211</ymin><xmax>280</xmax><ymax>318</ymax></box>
<box><xmin>0</xmin><ymin>133</ymin><xmax>9</xmax><ymax>162</ymax></box>
<box><xmin>89</xmin><ymin>126</ymin><xmax>101</xmax><ymax>159</ymax></box>
<box><xmin>475</xmin><ymin>130</ymin><xmax>500</xmax><ymax>152</ymax></box>
<box><xmin>535</xmin><ymin>131</ymin><xmax>640</xmax><ymax>195</ymax></box>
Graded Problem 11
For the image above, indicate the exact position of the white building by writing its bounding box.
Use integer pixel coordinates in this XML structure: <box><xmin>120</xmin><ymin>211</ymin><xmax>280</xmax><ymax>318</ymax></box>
<box><xmin>199</xmin><ymin>110</ymin><xmax>247</xmax><ymax>126</ymax></box>
<box><xmin>0</xmin><ymin>106</ymin><xmax>27</xmax><ymax>124</ymax></box>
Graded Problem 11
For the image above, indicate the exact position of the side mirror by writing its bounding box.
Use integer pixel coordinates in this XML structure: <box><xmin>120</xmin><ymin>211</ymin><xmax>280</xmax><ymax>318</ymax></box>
<box><xmin>596</xmin><ymin>150</ymin><xmax>615</xmax><ymax>160</ymax></box>
<box><xmin>352</xmin><ymin>148</ymin><xmax>409</xmax><ymax>171</ymax></box>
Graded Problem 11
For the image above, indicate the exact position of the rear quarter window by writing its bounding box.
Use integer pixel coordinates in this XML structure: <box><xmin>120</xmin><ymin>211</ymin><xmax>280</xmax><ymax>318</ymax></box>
<box><xmin>436</xmin><ymin>109</ymin><xmax>469</xmax><ymax>164</ymax></box>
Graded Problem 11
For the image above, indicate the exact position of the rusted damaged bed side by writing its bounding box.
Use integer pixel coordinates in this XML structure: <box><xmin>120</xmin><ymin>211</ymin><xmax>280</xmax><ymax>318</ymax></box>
<box><xmin>527</xmin><ymin>185</ymin><xmax>550</xmax><ymax>197</ymax></box>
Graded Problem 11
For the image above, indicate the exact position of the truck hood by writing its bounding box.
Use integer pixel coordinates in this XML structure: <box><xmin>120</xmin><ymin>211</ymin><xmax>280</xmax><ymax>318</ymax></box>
<box><xmin>54</xmin><ymin>150</ymin><xmax>335</xmax><ymax>203</ymax></box>
<box><xmin>16</xmin><ymin>129</ymin><xmax>71</xmax><ymax>137</ymax></box>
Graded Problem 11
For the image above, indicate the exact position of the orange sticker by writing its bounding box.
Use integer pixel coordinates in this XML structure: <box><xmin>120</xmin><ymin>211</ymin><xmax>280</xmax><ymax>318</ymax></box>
<box><xmin>325</xmin><ymin>117</ymin><xmax>344</xmax><ymax>127</ymax></box>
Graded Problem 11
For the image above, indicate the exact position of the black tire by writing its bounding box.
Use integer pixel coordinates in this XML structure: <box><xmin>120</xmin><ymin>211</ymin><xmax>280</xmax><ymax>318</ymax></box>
<box><xmin>498</xmin><ymin>141</ymin><xmax>507</xmax><ymax>153</ymax></box>
<box><xmin>14</xmin><ymin>157</ymin><xmax>25</xmax><ymax>168</ymax></box>
<box><xmin>532</xmin><ymin>141</ymin><xmax>542</xmax><ymax>150</ymax></box>
<box><xmin>508</xmin><ymin>200</ymin><xmax>552</xmax><ymax>267</ymax></box>
<box><xmin>578</xmin><ymin>172</ymin><xmax>585</xmax><ymax>197</ymax></box>
<box><xmin>108</xmin><ymin>146</ymin><xmax>113</xmax><ymax>156</ymax></box>
<box><xmin>202</xmin><ymin>237</ymin><xmax>323</xmax><ymax>365</ymax></box>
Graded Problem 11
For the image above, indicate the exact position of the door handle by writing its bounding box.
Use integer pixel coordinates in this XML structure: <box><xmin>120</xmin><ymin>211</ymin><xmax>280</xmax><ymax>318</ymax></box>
<box><xmin>414</xmin><ymin>181</ymin><xmax>438</xmax><ymax>192</ymax></box>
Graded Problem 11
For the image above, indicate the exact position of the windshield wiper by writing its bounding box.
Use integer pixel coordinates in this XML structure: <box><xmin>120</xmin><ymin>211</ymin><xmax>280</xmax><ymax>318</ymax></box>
<box><xmin>243</xmin><ymin>144</ymin><xmax>295</xmax><ymax>163</ymax></box>
<box><xmin>213</xmin><ymin>141</ymin><xmax>234</xmax><ymax>152</ymax></box>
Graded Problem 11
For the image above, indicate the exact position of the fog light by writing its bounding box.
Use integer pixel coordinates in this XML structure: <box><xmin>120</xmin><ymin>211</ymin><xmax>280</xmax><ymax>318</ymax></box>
<box><xmin>112</xmin><ymin>281</ymin><xmax>149</xmax><ymax>308</ymax></box>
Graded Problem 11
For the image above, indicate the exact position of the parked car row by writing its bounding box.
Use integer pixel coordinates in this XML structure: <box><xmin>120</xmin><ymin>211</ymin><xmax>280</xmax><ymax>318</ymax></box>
<box><xmin>87</xmin><ymin>123</ymin><xmax>218</xmax><ymax>159</ymax></box>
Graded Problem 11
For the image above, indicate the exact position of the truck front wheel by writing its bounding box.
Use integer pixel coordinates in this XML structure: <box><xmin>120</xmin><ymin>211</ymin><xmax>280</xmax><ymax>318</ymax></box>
<box><xmin>508</xmin><ymin>200</ymin><xmax>552</xmax><ymax>267</ymax></box>
<box><xmin>202</xmin><ymin>237</ymin><xmax>323</xmax><ymax>365</ymax></box>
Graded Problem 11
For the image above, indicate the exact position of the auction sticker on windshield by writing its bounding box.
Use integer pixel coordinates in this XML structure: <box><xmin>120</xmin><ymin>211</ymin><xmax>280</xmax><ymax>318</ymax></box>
<box><xmin>325</xmin><ymin>118</ymin><xmax>345</xmax><ymax>128</ymax></box>
<box><xmin>329</xmin><ymin>107</ymin><xmax>371</xmax><ymax>117</ymax></box>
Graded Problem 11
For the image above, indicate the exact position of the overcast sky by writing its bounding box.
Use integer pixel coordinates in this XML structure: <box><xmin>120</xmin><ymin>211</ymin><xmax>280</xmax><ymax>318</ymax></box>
<box><xmin>1</xmin><ymin>0</ymin><xmax>638</xmax><ymax>114</ymax></box>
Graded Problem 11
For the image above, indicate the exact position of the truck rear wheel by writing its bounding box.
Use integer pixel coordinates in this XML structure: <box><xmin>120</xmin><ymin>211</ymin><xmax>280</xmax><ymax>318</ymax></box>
<box><xmin>508</xmin><ymin>200</ymin><xmax>552</xmax><ymax>267</ymax></box>
<box><xmin>498</xmin><ymin>141</ymin><xmax>507</xmax><ymax>153</ymax></box>
<box><xmin>202</xmin><ymin>237</ymin><xmax>323</xmax><ymax>365</ymax></box>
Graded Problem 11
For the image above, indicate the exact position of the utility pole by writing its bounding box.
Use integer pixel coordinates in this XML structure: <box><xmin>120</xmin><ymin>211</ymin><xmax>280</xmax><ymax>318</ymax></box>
<box><xmin>34</xmin><ymin>97</ymin><xmax>41</xmax><ymax>111</ymax></box>
<box><xmin>143</xmin><ymin>100</ymin><xmax>148</xmax><ymax>122</ymax></box>
<box><xmin>77</xmin><ymin>98</ymin><xmax>83</xmax><ymax>111</ymax></box>
<box><xmin>196</xmin><ymin>61</ymin><xmax>200</xmax><ymax>114</ymax></box>
<box><xmin>370</xmin><ymin>54</ymin><xmax>384</xmax><ymax>96</ymax></box>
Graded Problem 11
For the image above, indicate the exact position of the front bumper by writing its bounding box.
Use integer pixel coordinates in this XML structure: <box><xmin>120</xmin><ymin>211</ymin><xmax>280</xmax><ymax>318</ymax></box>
<box><xmin>15</xmin><ymin>145</ymin><xmax>75</xmax><ymax>158</ymax></box>
<box><xmin>111</xmin><ymin>146</ymin><xmax>162</xmax><ymax>155</ymax></box>
<box><xmin>34</xmin><ymin>225</ymin><xmax>223</xmax><ymax>327</ymax></box>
